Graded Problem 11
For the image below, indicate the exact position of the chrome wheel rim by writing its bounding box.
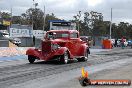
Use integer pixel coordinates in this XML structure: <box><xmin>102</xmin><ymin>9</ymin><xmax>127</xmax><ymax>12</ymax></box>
<box><xmin>64</xmin><ymin>52</ymin><xmax>68</xmax><ymax>63</ymax></box>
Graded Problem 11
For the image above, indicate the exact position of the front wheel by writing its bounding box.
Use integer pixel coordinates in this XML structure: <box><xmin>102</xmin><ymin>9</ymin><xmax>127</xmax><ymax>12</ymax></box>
<box><xmin>60</xmin><ymin>51</ymin><xmax>69</xmax><ymax>64</ymax></box>
<box><xmin>28</xmin><ymin>55</ymin><xmax>36</xmax><ymax>63</ymax></box>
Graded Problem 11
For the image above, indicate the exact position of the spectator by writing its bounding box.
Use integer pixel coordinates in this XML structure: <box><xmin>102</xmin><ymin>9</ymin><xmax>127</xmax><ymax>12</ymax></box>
<box><xmin>114</xmin><ymin>39</ymin><xmax>118</xmax><ymax>47</ymax></box>
<box><xmin>121</xmin><ymin>37</ymin><xmax>125</xmax><ymax>49</ymax></box>
<box><xmin>33</xmin><ymin>36</ymin><xmax>35</xmax><ymax>46</ymax></box>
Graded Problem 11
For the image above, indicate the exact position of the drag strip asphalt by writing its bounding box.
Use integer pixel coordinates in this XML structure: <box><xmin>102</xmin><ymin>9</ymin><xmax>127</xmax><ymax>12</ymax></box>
<box><xmin>0</xmin><ymin>48</ymin><xmax>131</xmax><ymax>88</ymax></box>
<box><xmin>8</xmin><ymin>56</ymin><xmax>132</xmax><ymax>88</ymax></box>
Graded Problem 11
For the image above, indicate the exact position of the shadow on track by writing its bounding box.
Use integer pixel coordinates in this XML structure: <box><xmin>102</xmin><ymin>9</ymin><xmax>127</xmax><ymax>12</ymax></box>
<box><xmin>30</xmin><ymin>60</ymin><xmax>78</xmax><ymax>65</ymax></box>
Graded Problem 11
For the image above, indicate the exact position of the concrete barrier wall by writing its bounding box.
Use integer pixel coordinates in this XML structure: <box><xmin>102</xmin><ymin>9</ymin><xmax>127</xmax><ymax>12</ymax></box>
<box><xmin>0</xmin><ymin>40</ymin><xmax>9</xmax><ymax>47</ymax></box>
<box><xmin>20</xmin><ymin>37</ymin><xmax>33</xmax><ymax>47</ymax></box>
<box><xmin>35</xmin><ymin>38</ymin><xmax>42</xmax><ymax>48</ymax></box>
<box><xmin>19</xmin><ymin>37</ymin><xmax>41</xmax><ymax>47</ymax></box>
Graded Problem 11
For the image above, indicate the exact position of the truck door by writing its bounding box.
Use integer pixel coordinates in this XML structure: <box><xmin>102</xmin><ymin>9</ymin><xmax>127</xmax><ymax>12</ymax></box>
<box><xmin>68</xmin><ymin>32</ymin><xmax>80</xmax><ymax>56</ymax></box>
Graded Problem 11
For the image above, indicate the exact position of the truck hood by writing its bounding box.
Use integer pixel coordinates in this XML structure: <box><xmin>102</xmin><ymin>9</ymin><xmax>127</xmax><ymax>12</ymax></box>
<box><xmin>45</xmin><ymin>39</ymin><xmax>68</xmax><ymax>47</ymax></box>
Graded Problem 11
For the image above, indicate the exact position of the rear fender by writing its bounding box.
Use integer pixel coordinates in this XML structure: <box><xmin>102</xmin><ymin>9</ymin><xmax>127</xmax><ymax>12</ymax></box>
<box><xmin>79</xmin><ymin>44</ymin><xmax>89</xmax><ymax>56</ymax></box>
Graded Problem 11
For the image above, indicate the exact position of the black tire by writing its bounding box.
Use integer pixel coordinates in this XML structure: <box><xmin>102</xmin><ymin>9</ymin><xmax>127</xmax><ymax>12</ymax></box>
<box><xmin>77</xmin><ymin>50</ymin><xmax>88</xmax><ymax>62</ymax></box>
<box><xmin>28</xmin><ymin>55</ymin><xmax>36</xmax><ymax>63</ymax></box>
<box><xmin>60</xmin><ymin>51</ymin><xmax>69</xmax><ymax>64</ymax></box>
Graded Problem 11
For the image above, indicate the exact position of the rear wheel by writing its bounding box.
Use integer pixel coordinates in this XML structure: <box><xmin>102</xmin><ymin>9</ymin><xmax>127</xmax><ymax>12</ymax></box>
<box><xmin>60</xmin><ymin>51</ymin><xmax>69</xmax><ymax>64</ymax></box>
<box><xmin>28</xmin><ymin>55</ymin><xmax>36</xmax><ymax>63</ymax></box>
<box><xmin>77</xmin><ymin>50</ymin><xmax>88</xmax><ymax>62</ymax></box>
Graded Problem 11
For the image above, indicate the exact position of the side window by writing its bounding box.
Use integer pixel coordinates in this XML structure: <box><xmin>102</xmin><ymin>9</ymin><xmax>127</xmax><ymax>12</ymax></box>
<box><xmin>70</xmin><ymin>33</ymin><xmax>78</xmax><ymax>38</ymax></box>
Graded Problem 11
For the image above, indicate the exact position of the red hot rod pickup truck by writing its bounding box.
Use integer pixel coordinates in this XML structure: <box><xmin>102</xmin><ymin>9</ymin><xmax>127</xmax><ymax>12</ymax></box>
<box><xmin>26</xmin><ymin>30</ymin><xmax>90</xmax><ymax>64</ymax></box>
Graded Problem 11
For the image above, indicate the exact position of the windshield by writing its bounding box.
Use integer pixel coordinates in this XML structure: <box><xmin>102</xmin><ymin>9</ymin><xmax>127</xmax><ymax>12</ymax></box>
<box><xmin>47</xmin><ymin>32</ymin><xmax>69</xmax><ymax>39</ymax></box>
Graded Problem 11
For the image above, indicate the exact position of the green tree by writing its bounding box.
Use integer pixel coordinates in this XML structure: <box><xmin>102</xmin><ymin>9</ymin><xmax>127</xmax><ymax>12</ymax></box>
<box><xmin>12</xmin><ymin>16</ymin><xmax>21</xmax><ymax>24</ymax></box>
<box><xmin>44</xmin><ymin>13</ymin><xmax>60</xmax><ymax>31</ymax></box>
<box><xmin>20</xmin><ymin>8</ymin><xmax>60</xmax><ymax>30</ymax></box>
<box><xmin>24</xmin><ymin>8</ymin><xmax>44</xmax><ymax>30</ymax></box>
<box><xmin>116</xmin><ymin>22</ymin><xmax>129</xmax><ymax>38</ymax></box>
<box><xmin>1</xmin><ymin>12</ymin><xmax>11</xmax><ymax>20</ymax></box>
<box><xmin>83</xmin><ymin>11</ymin><xmax>104</xmax><ymax>36</ymax></box>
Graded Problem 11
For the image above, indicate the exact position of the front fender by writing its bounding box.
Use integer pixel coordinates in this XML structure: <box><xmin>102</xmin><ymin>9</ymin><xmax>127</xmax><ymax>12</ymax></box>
<box><xmin>54</xmin><ymin>47</ymin><xmax>73</xmax><ymax>58</ymax></box>
<box><xmin>54</xmin><ymin>47</ymin><xmax>68</xmax><ymax>55</ymax></box>
<box><xmin>26</xmin><ymin>48</ymin><xmax>41</xmax><ymax>58</ymax></box>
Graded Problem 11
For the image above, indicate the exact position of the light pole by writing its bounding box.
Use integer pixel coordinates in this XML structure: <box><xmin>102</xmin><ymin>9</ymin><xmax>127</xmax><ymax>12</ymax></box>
<box><xmin>32</xmin><ymin>0</ymin><xmax>35</xmax><ymax>30</ymax></box>
<box><xmin>32</xmin><ymin>0</ymin><xmax>38</xmax><ymax>30</ymax></box>
<box><xmin>110</xmin><ymin>8</ymin><xmax>112</xmax><ymax>39</ymax></box>
<box><xmin>43</xmin><ymin>5</ymin><xmax>45</xmax><ymax>32</ymax></box>
<box><xmin>77</xmin><ymin>11</ymin><xmax>81</xmax><ymax>32</ymax></box>
<box><xmin>42</xmin><ymin>5</ymin><xmax>46</xmax><ymax>39</ymax></box>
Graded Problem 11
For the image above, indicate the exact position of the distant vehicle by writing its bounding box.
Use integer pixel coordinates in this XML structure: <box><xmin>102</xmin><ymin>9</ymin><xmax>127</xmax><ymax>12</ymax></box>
<box><xmin>3</xmin><ymin>35</ymin><xmax>9</xmax><ymax>38</ymax></box>
<box><xmin>26</xmin><ymin>30</ymin><xmax>90</xmax><ymax>64</ymax></box>
<box><xmin>12</xmin><ymin>38</ymin><xmax>21</xmax><ymax>46</ymax></box>
<box><xmin>127</xmin><ymin>40</ymin><xmax>132</xmax><ymax>46</ymax></box>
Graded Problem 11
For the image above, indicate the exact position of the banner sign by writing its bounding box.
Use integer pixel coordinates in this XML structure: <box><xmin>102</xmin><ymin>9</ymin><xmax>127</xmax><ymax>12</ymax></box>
<box><xmin>10</xmin><ymin>28</ymin><xmax>33</xmax><ymax>38</ymax></box>
<box><xmin>33</xmin><ymin>30</ymin><xmax>46</xmax><ymax>39</ymax></box>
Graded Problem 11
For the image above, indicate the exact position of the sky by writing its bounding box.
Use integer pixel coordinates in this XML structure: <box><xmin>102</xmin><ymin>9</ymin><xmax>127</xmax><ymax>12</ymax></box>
<box><xmin>0</xmin><ymin>0</ymin><xmax>132</xmax><ymax>24</ymax></box>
